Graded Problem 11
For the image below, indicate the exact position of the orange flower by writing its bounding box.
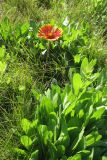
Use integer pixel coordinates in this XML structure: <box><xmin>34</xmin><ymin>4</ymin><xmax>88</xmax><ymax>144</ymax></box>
<box><xmin>38</xmin><ymin>24</ymin><xmax>63</xmax><ymax>41</ymax></box>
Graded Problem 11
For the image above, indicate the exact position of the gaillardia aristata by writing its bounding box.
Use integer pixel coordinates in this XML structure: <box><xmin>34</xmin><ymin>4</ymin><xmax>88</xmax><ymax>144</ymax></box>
<box><xmin>38</xmin><ymin>24</ymin><xmax>63</xmax><ymax>41</ymax></box>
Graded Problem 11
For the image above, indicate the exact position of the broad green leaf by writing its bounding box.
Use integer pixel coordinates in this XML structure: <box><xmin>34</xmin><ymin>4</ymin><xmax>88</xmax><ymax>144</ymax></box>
<box><xmin>81</xmin><ymin>58</ymin><xmax>96</xmax><ymax>75</ymax></box>
<box><xmin>48</xmin><ymin>118</ymin><xmax>57</xmax><ymax>132</ymax></box>
<box><xmin>38</xmin><ymin>125</ymin><xmax>49</xmax><ymax>145</ymax></box>
<box><xmin>67</xmin><ymin>154</ymin><xmax>81</xmax><ymax>160</ymax></box>
<box><xmin>71</xmin><ymin>127</ymin><xmax>85</xmax><ymax>151</ymax></box>
<box><xmin>78</xmin><ymin>109</ymin><xmax>84</xmax><ymax>118</ymax></box>
<box><xmin>21</xmin><ymin>136</ymin><xmax>32</xmax><ymax>148</ymax></box>
<box><xmin>45</xmin><ymin>88</ymin><xmax>51</xmax><ymax>98</ymax></box>
<box><xmin>40</xmin><ymin>96</ymin><xmax>53</xmax><ymax>113</ymax></box>
<box><xmin>86</xmin><ymin>131</ymin><xmax>102</xmax><ymax>147</ymax></box>
<box><xmin>81</xmin><ymin>57</ymin><xmax>89</xmax><ymax>75</ymax></box>
<box><xmin>14</xmin><ymin>148</ymin><xmax>26</xmax><ymax>155</ymax></box>
<box><xmin>91</xmin><ymin>106</ymin><xmax>105</xmax><ymax>120</ymax></box>
<box><xmin>51</xmin><ymin>84</ymin><xmax>61</xmax><ymax>94</ymax></box>
<box><xmin>55</xmin><ymin>115</ymin><xmax>70</xmax><ymax>147</ymax></box>
<box><xmin>49</xmin><ymin>112</ymin><xmax>57</xmax><ymax>123</ymax></box>
<box><xmin>21</xmin><ymin>118</ymin><xmax>31</xmax><ymax>134</ymax></box>
<box><xmin>89</xmin><ymin>59</ymin><xmax>96</xmax><ymax>71</ymax></box>
<box><xmin>63</xmin><ymin>94</ymin><xmax>71</xmax><ymax>110</ymax></box>
<box><xmin>102</xmin><ymin>156</ymin><xmax>107</xmax><ymax>160</ymax></box>
<box><xmin>64</xmin><ymin>101</ymin><xmax>76</xmax><ymax>116</ymax></box>
<box><xmin>74</xmin><ymin>54</ymin><xmax>80</xmax><ymax>63</ymax></box>
<box><xmin>21</xmin><ymin>22</ymin><xmax>30</xmax><ymax>34</ymax></box>
<box><xmin>73</xmin><ymin>73</ymin><xmax>82</xmax><ymax>95</ymax></box>
<box><xmin>53</xmin><ymin>93</ymin><xmax>59</xmax><ymax>108</ymax></box>
<box><xmin>57</xmin><ymin>145</ymin><xmax>65</xmax><ymax>157</ymax></box>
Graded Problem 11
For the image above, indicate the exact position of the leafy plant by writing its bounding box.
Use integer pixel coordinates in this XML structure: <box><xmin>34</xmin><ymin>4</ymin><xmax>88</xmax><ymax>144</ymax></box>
<box><xmin>13</xmin><ymin>58</ymin><xmax>107</xmax><ymax>160</ymax></box>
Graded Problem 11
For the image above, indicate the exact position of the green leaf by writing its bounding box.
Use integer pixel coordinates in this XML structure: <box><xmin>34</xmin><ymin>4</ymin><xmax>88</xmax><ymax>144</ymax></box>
<box><xmin>67</xmin><ymin>127</ymin><xmax>78</xmax><ymax>132</ymax></box>
<box><xmin>81</xmin><ymin>57</ymin><xmax>89</xmax><ymax>75</ymax></box>
<box><xmin>71</xmin><ymin>28</ymin><xmax>81</xmax><ymax>41</ymax></box>
<box><xmin>78</xmin><ymin>109</ymin><xmax>84</xmax><ymax>118</ymax></box>
<box><xmin>84</xmin><ymin>105</ymin><xmax>93</xmax><ymax>126</ymax></box>
<box><xmin>49</xmin><ymin>112</ymin><xmax>57</xmax><ymax>123</ymax></box>
<box><xmin>32</xmin><ymin>89</ymin><xmax>40</xmax><ymax>100</ymax></box>
<box><xmin>40</xmin><ymin>96</ymin><xmax>53</xmax><ymax>114</ymax></box>
<box><xmin>71</xmin><ymin>127</ymin><xmax>85</xmax><ymax>151</ymax></box>
<box><xmin>91</xmin><ymin>106</ymin><xmax>105</xmax><ymax>120</ymax></box>
<box><xmin>21</xmin><ymin>118</ymin><xmax>31</xmax><ymax>134</ymax></box>
<box><xmin>0</xmin><ymin>46</ymin><xmax>5</xmax><ymax>59</ymax></box>
<box><xmin>102</xmin><ymin>156</ymin><xmax>107</xmax><ymax>160</ymax></box>
<box><xmin>48</xmin><ymin>141</ymin><xmax>57</xmax><ymax>159</ymax></box>
<box><xmin>19</xmin><ymin>85</ymin><xmax>25</xmax><ymax>91</ymax></box>
<box><xmin>74</xmin><ymin>54</ymin><xmax>80</xmax><ymax>63</ymax></box>
<box><xmin>21</xmin><ymin>136</ymin><xmax>33</xmax><ymax>148</ymax></box>
<box><xmin>52</xmin><ymin>93</ymin><xmax>59</xmax><ymax>108</ymax></box>
<box><xmin>67</xmin><ymin>154</ymin><xmax>81</xmax><ymax>160</ymax></box>
<box><xmin>86</xmin><ymin>131</ymin><xmax>102</xmax><ymax>147</ymax></box>
<box><xmin>89</xmin><ymin>59</ymin><xmax>96</xmax><ymax>71</ymax></box>
<box><xmin>39</xmin><ymin>43</ymin><xmax>45</xmax><ymax>50</ymax></box>
<box><xmin>31</xmin><ymin>150</ymin><xmax>39</xmax><ymax>159</ymax></box>
<box><xmin>55</xmin><ymin>115</ymin><xmax>70</xmax><ymax>147</ymax></box>
<box><xmin>14</xmin><ymin>148</ymin><xmax>26</xmax><ymax>155</ymax></box>
<box><xmin>64</xmin><ymin>101</ymin><xmax>76</xmax><ymax>116</ymax></box>
<box><xmin>68</xmin><ymin>68</ymin><xmax>73</xmax><ymax>82</ymax></box>
<box><xmin>73</xmin><ymin>73</ymin><xmax>82</xmax><ymax>95</ymax></box>
<box><xmin>88</xmin><ymin>149</ymin><xmax>94</xmax><ymax>160</ymax></box>
<box><xmin>21</xmin><ymin>22</ymin><xmax>30</xmax><ymax>34</ymax></box>
<box><xmin>57</xmin><ymin>145</ymin><xmax>65</xmax><ymax>157</ymax></box>
<box><xmin>31</xmin><ymin>120</ymin><xmax>38</xmax><ymax>128</ymax></box>
<box><xmin>1</xmin><ymin>17</ymin><xmax>11</xmax><ymax>40</ymax></box>
<box><xmin>80</xmin><ymin>58</ymin><xmax>96</xmax><ymax>75</ymax></box>
<box><xmin>38</xmin><ymin>125</ymin><xmax>49</xmax><ymax>145</ymax></box>
<box><xmin>0</xmin><ymin>61</ymin><xmax>7</xmax><ymax>75</ymax></box>
<box><xmin>51</xmin><ymin>84</ymin><xmax>61</xmax><ymax>94</ymax></box>
<box><xmin>15</xmin><ymin>24</ymin><xmax>21</xmax><ymax>38</ymax></box>
<box><xmin>77</xmin><ymin>150</ymin><xmax>90</xmax><ymax>155</ymax></box>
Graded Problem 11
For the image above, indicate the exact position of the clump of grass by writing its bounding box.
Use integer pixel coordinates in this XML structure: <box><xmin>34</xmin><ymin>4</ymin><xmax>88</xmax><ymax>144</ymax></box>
<box><xmin>0</xmin><ymin>106</ymin><xmax>18</xmax><ymax>160</ymax></box>
<box><xmin>0</xmin><ymin>60</ymin><xmax>38</xmax><ymax>160</ymax></box>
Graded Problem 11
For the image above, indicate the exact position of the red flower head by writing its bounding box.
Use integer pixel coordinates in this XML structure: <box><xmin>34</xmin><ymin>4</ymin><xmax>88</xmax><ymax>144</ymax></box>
<box><xmin>38</xmin><ymin>24</ymin><xmax>63</xmax><ymax>41</ymax></box>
